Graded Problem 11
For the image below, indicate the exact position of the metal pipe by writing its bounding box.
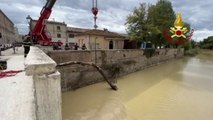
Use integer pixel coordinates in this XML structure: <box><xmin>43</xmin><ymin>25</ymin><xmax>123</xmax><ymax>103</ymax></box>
<box><xmin>95</xmin><ymin>0</ymin><xmax>97</xmax><ymax>7</ymax></box>
<box><xmin>95</xmin><ymin>37</ymin><xmax>97</xmax><ymax>63</ymax></box>
<box><xmin>92</xmin><ymin>0</ymin><xmax>94</xmax><ymax>7</ymax></box>
<box><xmin>97</xmin><ymin>0</ymin><xmax>98</xmax><ymax>7</ymax></box>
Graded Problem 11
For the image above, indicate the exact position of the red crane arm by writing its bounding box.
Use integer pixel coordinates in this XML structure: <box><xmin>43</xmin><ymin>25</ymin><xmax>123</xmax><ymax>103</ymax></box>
<box><xmin>31</xmin><ymin>0</ymin><xmax>56</xmax><ymax>46</ymax></box>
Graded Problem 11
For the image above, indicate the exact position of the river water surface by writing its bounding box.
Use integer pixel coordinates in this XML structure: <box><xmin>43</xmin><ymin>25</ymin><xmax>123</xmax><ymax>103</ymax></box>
<box><xmin>62</xmin><ymin>51</ymin><xmax>213</xmax><ymax>120</ymax></box>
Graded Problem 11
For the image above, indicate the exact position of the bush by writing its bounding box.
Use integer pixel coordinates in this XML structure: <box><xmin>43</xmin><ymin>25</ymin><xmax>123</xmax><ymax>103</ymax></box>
<box><xmin>182</xmin><ymin>42</ymin><xmax>192</xmax><ymax>51</ymax></box>
<box><xmin>122</xmin><ymin>60</ymin><xmax>136</xmax><ymax>65</ymax></box>
<box><xmin>143</xmin><ymin>48</ymin><xmax>156</xmax><ymax>58</ymax></box>
<box><xmin>184</xmin><ymin>48</ymin><xmax>199</xmax><ymax>56</ymax></box>
<box><xmin>103</xmin><ymin>63</ymin><xmax>123</xmax><ymax>78</ymax></box>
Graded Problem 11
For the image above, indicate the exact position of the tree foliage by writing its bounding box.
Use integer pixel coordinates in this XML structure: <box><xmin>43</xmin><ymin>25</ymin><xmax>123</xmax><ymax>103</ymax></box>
<box><xmin>125</xmin><ymin>0</ymin><xmax>191</xmax><ymax>48</ymax></box>
<box><xmin>147</xmin><ymin>0</ymin><xmax>175</xmax><ymax>31</ymax></box>
<box><xmin>200</xmin><ymin>36</ymin><xmax>213</xmax><ymax>49</ymax></box>
<box><xmin>125</xmin><ymin>3</ymin><xmax>148</xmax><ymax>43</ymax></box>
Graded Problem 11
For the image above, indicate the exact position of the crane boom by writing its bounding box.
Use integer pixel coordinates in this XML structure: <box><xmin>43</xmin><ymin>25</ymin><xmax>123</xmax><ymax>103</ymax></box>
<box><xmin>30</xmin><ymin>0</ymin><xmax>56</xmax><ymax>46</ymax></box>
<box><xmin>29</xmin><ymin>0</ymin><xmax>98</xmax><ymax>46</ymax></box>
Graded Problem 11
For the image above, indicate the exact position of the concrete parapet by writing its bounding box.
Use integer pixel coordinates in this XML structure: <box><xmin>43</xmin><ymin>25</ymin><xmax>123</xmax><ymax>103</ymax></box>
<box><xmin>25</xmin><ymin>46</ymin><xmax>62</xmax><ymax>120</ymax></box>
<box><xmin>25</xmin><ymin>47</ymin><xmax>57</xmax><ymax>76</ymax></box>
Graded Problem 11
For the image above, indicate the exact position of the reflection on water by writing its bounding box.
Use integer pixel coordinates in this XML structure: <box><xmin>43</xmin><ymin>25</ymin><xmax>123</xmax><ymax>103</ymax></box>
<box><xmin>62</xmin><ymin>50</ymin><xmax>213</xmax><ymax>120</ymax></box>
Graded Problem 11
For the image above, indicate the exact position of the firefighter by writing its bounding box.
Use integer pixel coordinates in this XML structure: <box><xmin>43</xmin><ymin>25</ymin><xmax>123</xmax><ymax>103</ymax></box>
<box><xmin>82</xmin><ymin>43</ymin><xmax>87</xmax><ymax>50</ymax></box>
<box><xmin>74</xmin><ymin>43</ymin><xmax>79</xmax><ymax>50</ymax></box>
<box><xmin>23</xmin><ymin>35</ymin><xmax>32</xmax><ymax>58</ymax></box>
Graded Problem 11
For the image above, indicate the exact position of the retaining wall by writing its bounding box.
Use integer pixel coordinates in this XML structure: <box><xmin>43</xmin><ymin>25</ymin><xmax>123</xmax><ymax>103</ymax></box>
<box><xmin>48</xmin><ymin>49</ymin><xmax>184</xmax><ymax>92</ymax></box>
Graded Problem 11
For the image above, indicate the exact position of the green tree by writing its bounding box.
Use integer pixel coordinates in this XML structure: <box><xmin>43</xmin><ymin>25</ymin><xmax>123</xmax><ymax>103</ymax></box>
<box><xmin>147</xmin><ymin>0</ymin><xmax>176</xmax><ymax>48</ymax></box>
<box><xmin>182</xmin><ymin>41</ymin><xmax>191</xmax><ymax>51</ymax></box>
<box><xmin>147</xmin><ymin>0</ymin><xmax>175</xmax><ymax>29</ymax></box>
<box><xmin>125</xmin><ymin>3</ymin><xmax>148</xmax><ymax>47</ymax></box>
<box><xmin>200</xmin><ymin>36</ymin><xmax>213</xmax><ymax>49</ymax></box>
<box><xmin>125</xmin><ymin>0</ymin><xmax>176</xmax><ymax>48</ymax></box>
<box><xmin>190</xmin><ymin>40</ymin><xmax>196</xmax><ymax>49</ymax></box>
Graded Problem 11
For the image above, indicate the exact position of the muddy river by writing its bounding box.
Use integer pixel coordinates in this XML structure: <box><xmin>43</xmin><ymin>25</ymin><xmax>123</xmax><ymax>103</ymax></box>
<box><xmin>62</xmin><ymin>51</ymin><xmax>213</xmax><ymax>120</ymax></box>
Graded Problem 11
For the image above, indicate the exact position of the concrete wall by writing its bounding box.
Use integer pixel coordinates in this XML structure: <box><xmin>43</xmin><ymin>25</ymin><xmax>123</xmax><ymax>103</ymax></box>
<box><xmin>48</xmin><ymin>48</ymin><xmax>184</xmax><ymax>92</ymax></box>
<box><xmin>25</xmin><ymin>46</ymin><xmax>62</xmax><ymax>120</ymax></box>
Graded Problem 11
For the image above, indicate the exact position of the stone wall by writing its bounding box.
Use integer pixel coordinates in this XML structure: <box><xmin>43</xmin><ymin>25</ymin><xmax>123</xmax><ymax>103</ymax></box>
<box><xmin>48</xmin><ymin>49</ymin><xmax>184</xmax><ymax>92</ymax></box>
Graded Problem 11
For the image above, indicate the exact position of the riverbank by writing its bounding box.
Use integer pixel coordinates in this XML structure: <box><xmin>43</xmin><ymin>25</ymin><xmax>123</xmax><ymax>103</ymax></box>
<box><xmin>184</xmin><ymin>48</ymin><xmax>199</xmax><ymax>56</ymax></box>
<box><xmin>48</xmin><ymin>48</ymin><xmax>184</xmax><ymax>92</ymax></box>
<box><xmin>200</xmin><ymin>49</ymin><xmax>213</xmax><ymax>54</ymax></box>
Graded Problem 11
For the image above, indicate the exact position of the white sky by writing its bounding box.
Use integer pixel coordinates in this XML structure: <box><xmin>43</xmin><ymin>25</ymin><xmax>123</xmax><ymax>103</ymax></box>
<box><xmin>1</xmin><ymin>0</ymin><xmax>213</xmax><ymax>41</ymax></box>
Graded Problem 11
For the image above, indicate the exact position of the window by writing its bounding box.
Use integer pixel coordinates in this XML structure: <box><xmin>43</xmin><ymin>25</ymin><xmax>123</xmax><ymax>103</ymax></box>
<box><xmin>0</xmin><ymin>33</ymin><xmax>2</xmax><ymax>38</ymax></box>
<box><xmin>57</xmin><ymin>34</ymin><xmax>61</xmax><ymax>38</ymax></box>
<box><xmin>69</xmin><ymin>34</ymin><xmax>74</xmax><ymax>38</ymax></box>
<box><xmin>57</xmin><ymin>26</ymin><xmax>61</xmax><ymax>30</ymax></box>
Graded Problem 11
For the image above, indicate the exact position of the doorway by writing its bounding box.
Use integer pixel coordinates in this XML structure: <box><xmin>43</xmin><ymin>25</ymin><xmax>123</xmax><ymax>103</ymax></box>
<box><xmin>109</xmin><ymin>40</ymin><xmax>113</xmax><ymax>49</ymax></box>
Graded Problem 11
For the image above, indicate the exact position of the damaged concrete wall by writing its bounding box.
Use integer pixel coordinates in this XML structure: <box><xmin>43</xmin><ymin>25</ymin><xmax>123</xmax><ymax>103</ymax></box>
<box><xmin>25</xmin><ymin>46</ymin><xmax>62</xmax><ymax>120</ymax></box>
<box><xmin>48</xmin><ymin>49</ymin><xmax>184</xmax><ymax>92</ymax></box>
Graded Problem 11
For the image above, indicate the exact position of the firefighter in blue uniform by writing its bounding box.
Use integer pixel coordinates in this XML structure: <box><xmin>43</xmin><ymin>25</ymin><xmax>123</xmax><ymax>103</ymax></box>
<box><xmin>23</xmin><ymin>35</ymin><xmax>32</xmax><ymax>58</ymax></box>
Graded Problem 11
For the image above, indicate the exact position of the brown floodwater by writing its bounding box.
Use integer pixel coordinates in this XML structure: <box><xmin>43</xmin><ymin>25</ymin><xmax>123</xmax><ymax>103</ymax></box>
<box><xmin>62</xmin><ymin>50</ymin><xmax>213</xmax><ymax>120</ymax></box>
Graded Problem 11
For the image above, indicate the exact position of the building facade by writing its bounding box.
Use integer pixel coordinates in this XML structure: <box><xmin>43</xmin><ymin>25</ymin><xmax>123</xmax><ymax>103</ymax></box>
<box><xmin>30</xmin><ymin>19</ymin><xmax>125</xmax><ymax>49</ymax></box>
<box><xmin>75</xmin><ymin>29</ymin><xmax>125</xmax><ymax>50</ymax></box>
<box><xmin>30</xmin><ymin>20</ymin><xmax>67</xmax><ymax>44</ymax></box>
<box><xmin>66</xmin><ymin>27</ymin><xmax>89</xmax><ymax>48</ymax></box>
<box><xmin>0</xmin><ymin>9</ymin><xmax>16</xmax><ymax>48</ymax></box>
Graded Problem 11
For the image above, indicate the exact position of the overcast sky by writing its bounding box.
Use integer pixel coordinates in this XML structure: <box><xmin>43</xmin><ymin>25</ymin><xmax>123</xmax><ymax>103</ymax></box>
<box><xmin>0</xmin><ymin>0</ymin><xmax>213</xmax><ymax>41</ymax></box>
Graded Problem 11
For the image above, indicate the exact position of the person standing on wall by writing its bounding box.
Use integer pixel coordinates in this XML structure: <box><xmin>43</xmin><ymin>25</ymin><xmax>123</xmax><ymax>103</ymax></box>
<box><xmin>23</xmin><ymin>35</ymin><xmax>32</xmax><ymax>58</ymax></box>
<box><xmin>74</xmin><ymin>43</ymin><xmax>79</xmax><ymax>50</ymax></box>
<box><xmin>12</xmin><ymin>41</ymin><xmax>16</xmax><ymax>54</ymax></box>
<box><xmin>82</xmin><ymin>43</ymin><xmax>87</xmax><ymax>50</ymax></box>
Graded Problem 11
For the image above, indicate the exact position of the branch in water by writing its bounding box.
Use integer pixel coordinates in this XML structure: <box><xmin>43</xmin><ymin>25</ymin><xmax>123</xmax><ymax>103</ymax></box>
<box><xmin>57</xmin><ymin>61</ymin><xmax>118</xmax><ymax>91</ymax></box>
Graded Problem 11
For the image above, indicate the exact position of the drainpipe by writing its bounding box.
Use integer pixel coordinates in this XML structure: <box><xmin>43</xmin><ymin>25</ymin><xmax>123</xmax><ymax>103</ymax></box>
<box><xmin>95</xmin><ymin>37</ymin><xmax>97</xmax><ymax>64</ymax></box>
<box><xmin>89</xmin><ymin>35</ymin><xmax>90</xmax><ymax>49</ymax></box>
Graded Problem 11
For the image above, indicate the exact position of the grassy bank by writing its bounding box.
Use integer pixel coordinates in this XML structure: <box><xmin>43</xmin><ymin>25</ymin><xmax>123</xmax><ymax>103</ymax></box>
<box><xmin>184</xmin><ymin>48</ymin><xmax>199</xmax><ymax>56</ymax></box>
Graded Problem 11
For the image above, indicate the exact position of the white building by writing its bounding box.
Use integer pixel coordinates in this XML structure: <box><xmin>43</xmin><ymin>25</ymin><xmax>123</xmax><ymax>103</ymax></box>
<box><xmin>0</xmin><ymin>9</ymin><xmax>16</xmax><ymax>49</ymax></box>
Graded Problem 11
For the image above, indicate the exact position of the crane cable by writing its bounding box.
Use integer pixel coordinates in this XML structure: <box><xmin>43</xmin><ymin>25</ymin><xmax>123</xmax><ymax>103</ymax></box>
<box><xmin>92</xmin><ymin>0</ymin><xmax>98</xmax><ymax>29</ymax></box>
